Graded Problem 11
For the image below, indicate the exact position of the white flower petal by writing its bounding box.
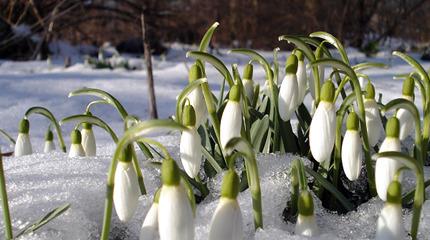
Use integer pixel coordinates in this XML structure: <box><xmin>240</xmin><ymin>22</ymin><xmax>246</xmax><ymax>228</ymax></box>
<box><xmin>113</xmin><ymin>161</ymin><xmax>141</xmax><ymax>222</ymax></box>
<box><xmin>243</xmin><ymin>79</ymin><xmax>254</xmax><ymax>103</ymax></box>
<box><xmin>43</xmin><ymin>140</ymin><xmax>55</xmax><ymax>153</ymax></box>
<box><xmin>158</xmin><ymin>185</ymin><xmax>194</xmax><ymax>240</ymax></box>
<box><xmin>375</xmin><ymin>138</ymin><xmax>402</xmax><ymax>201</ymax></box>
<box><xmin>188</xmin><ymin>86</ymin><xmax>207</xmax><ymax>127</ymax></box>
<box><xmin>375</xmin><ymin>203</ymin><xmax>405</xmax><ymax>240</ymax></box>
<box><xmin>295</xmin><ymin>214</ymin><xmax>319</xmax><ymax>237</ymax></box>
<box><xmin>296</xmin><ymin>60</ymin><xmax>307</xmax><ymax>104</ymax></box>
<box><xmin>309</xmin><ymin>102</ymin><xmax>336</xmax><ymax>163</ymax></box>
<box><xmin>396</xmin><ymin>108</ymin><xmax>414</xmax><ymax>141</ymax></box>
<box><xmin>364</xmin><ymin>99</ymin><xmax>384</xmax><ymax>146</ymax></box>
<box><xmin>278</xmin><ymin>74</ymin><xmax>299</xmax><ymax>121</ymax></box>
<box><xmin>68</xmin><ymin>143</ymin><xmax>85</xmax><ymax>157</ymax></box>
<box><xmin>140</xmin><ymin>203</ymin><xmax>159</xmax><ymax>240</ymax></box>
<box><xmin>220</xmin><ymin>101</ymin><xmax>242</xmax><ymax>155</ymax></box>
<box><xmin>82</xmin><ymin>129</ymin><xmax>96</xmax><ymax>156</ymax></box>
<box><xmin>209</xmin><ymin>198</ymin><xmax>243</xmax><ymax>240</ymax></box>
<box><xmin>341</xmin><ymin>130</ymin><xmax>363</xmax><ymax>181</ymax></box>
<box><xmin>14</xmin><ymin>133</ymin><xmax>32</xmax><ymax>156</ymax></box>
<box><xmin>180</xmin><ymin>129</ymin><xmax>202</xmax><ymax>178</ymax></box>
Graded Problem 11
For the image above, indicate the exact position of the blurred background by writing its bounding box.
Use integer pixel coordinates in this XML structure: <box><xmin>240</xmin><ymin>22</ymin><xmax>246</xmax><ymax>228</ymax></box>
<box><xmin>1</xmin><ymin>0</ymin><xmax>430</xmax><ymax>60</ymax></box>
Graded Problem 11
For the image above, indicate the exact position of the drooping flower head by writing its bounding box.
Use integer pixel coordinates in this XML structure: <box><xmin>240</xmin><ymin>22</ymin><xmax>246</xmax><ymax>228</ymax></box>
<box><xmin>187</xmin><ymin>63</ymin><xmax>207</xmax><ymax>127</ymax></box>
<box><xmin>309</xmin><ymin>81</ymin><xmax>336</xmax><ymax>163</ymax></box>
<box><xmin>140</xmin><ymin>189</ymin><xmax>161</xmax><ymax>240</ymax></box>
<box><xmin>81</xmin><ymin>112</ymin><xmax>96</xmax><ymax>156</ymax></box>
<box><xmin>43</xmin><ymin>128</ymin><xmax>55</xmax><ymax>153</ymax></box>
<box><xmin>295</xmin><ymin>190</ymin><xmax>319</xmax><ymax>237</ymax></box>
<box><xmin>209</xmin><ymin>169</ymin><xmax>243</xmax><ymax>240</ymax></box>
<box><xmin>68</xmin><ymin>129</ymin><xmax>85</xmax><ymax>157</ymax></box>
<box><xmin>180</xmin><ymin>104</ymin><xmax>202</xmax><ymax>178</ymax></box>
<box><xmin>220</xmin><ymin>85</ymin><xmax>242</xmax><ymax>155</ymax></box>
<box><xmin>15</xmin><ymin>118</ymin><xmax>33</xmax><ymax>156</ymax></box>
<box><xmin>342</xmin><ymin>112</ymin><xmax>363</xmax><ymax>181</ymax></box>
<box><xmin>278</xmin><ymin>54</ymin><xmax>299</xmax><ymax>121</ymax></box>
<box><xmin>295</xmin><ymin>50</ymin><xmax>307</xmax><ymax>105</ymax></box>
<box><xmin>397</xmin><ymin>77</ymin><xmax>415</xmax><ymax>141</ymax></box>
<box><xmin>364</xmin><ymin>82</ymin><xmax>384</xmax><ymax>146</ymax></box>
<box><xmin>242</xmin><ymin>63</ymin><xmax>254</xmax><ymax>103</ymax></box>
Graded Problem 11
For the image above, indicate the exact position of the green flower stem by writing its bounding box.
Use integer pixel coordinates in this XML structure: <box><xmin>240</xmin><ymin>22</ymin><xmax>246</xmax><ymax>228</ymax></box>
<box><xmin>312</xmin><ymin>59</ymin><xmax>376</xmax><ymax>196</ymax></box>
<box><xmin>25</xmin><ymin>106</ymin><xmax>66</xmax><ymax>152</ymax></box>
<box><xmin>226</xmin><ymin>137</ymin><xmax>263</xmax><ymax>229</ymax></box>
<box><xmin>0</xmin><ymin>129</ymin><xmax>15</xmax><ymax>145</ymax></box>
<box><xmin>393</xmin><ymin>166</ymin><xmax>409</xmax><ymax>182</ymax></box>
<box><xmin>372</xmin><ymin>152</ymin><xmax>424</xmax><ymax>240</ymax></box>
<box><xmin>408</xmin><ymin>74</ymin><xmax>426</xmax><ymax>111</ymax></box>
<box><xmin>0</xmin><ymin>150</ymin><xmax>13</xmax><ymax>240</ymax></box>
<box><xmin>85</xmin><ymin>100</ymin><xmax>109</xmax><ymax>113</ymax></box>
<box><xmin>100</xmin><ymin>120</ymin><xmax>186</xmax><ymax>240</ymax></box>
<box><xmin>273</xmin><ymin>48</ymin><xmax>280</xmax><ymax>85</ymax></box>
<box><xmin>60</xmin><ymin>114</ymin><xmax>118</xmax><ymax>142</ymax></box>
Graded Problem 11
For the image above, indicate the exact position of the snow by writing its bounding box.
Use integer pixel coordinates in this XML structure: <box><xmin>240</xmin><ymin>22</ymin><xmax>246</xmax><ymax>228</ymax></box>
<box><xmin>1</xmin><ymin>45</ymin><xmax>430</xmax><ymax>239</ymax></box>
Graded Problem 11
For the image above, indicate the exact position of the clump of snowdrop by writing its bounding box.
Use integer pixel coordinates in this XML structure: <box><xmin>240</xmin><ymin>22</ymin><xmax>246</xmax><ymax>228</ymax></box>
<box><xmin>295</xmin><ymin>190</ymin><xmax>319</xmax><ymax>237</ymax></box>
<box><xmin>81</xmin><ymin>116</ymin><xmax>96</xmax><ymax>156</ymax></box>
<box><xmin>209</xmin><ymin>169</ymin><xmax>243</xmax><ymax>240</ymax></box>
<box><xmin>242</xmin><ymin>63</ymin><xmax>254</xmax><ymax>103</ymax></box>
<box><xmin>375</xmin><ymin>180</ymin><xmax>405</xmax><ymax>240</ymax></box>
<box><xmin>14</xmin><ymin>118</ymin><xmax>33</xmax><ymax>157</ymax></box>
<box><xmin>113</xmin><ymin>145</ymin><xmax>140</xmax><ymax>222</ymax></box>
<box><xmin>43</xmin><ymin>129</ymin><xmax>55</xmax><ymax>153</ymax></box>
<box><xmin>396</xmin><ymin>77</ymin><xmax>415</xmax><ymax>141</ymax></box>
<box><xmin>342</xmin><ymin>112</ymin><xmax>363</xmax><ymax>181</ymax></box>
<box><xmin>187</xmin><ymin>64</ymin><xmax>207</xmax><ymax>127</ymax></box>
<box><xmin>180</xmin><ymin>104</ymin><xmax>202</xmax><ymax>178</ymax></box>
<box><xmin>364</xmin><ymin>82</ymin><xmax>384</xmax><ymax>146</ymax></box>
<box><xmin>309</xmin><ymin>81</ymin><xmax>336</xmax><ymax>163</ymax></box>
<box><xmin>220</xmin><ymin>85</ymin><xmax>242</xmax><ymax>155</ymax></box>
<box><xmin>140</xmin><ymin>189</ymin><xmax>161</xmax><ymax>240</ymax></box>
<box><xmin>295</xmin><ymin>51</ymin><xmax>307</xmax><ymax>105</ymax></box>
<box><xmin>158</xmin><ymin>158</ymin><xmax>194</xmax><ymax>240</ymax></box>
<box><xmin>278</xmin><ymin>54</ymin><xmax>299</xmax><ymax>121</ymax></box>
<box><xmin>375</xmin><ymin>117</ymin><xmax>402</xmax><ymax>201</ymax></box>
<box><xmin>68</xmin><ymin>129</ymin><xmax>85</xmax><ymax>157</ymax></box>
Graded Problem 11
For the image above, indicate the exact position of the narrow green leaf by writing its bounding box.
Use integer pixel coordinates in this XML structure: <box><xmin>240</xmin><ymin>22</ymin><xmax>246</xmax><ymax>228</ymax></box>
<box><xmin>186</xmin><ymin>51</ymin><xmax>234</xmax><ymax>86</ymax></box>
<box><xmin>198</xmin><ymin>22</ymin><xmax>219</xmax><ymax>52</ymax></box>
<box><xmin>250</xmin><ymin>115</ymin><xmax>269</xmax><ymax>150</ymax></box>
<box><xmin>278</xmin><ymin>35</ymin><xmax>315</xmax><ymax>62</ymax></box>
<box><xmin>353</xmin><ymin>62</ymin><xmax>387</xmax><ymax>72</ymax></box>
<box><xmin>309</xmin><ymin>32</ymin><xmax>349</xmax><ymax>64</ymax></box>
<box><xmin>0</xmin><ymin>129</ymin><xmax>15</xmax><ymax>145</ymax></box>
<box><xmin>60</xmin><ymin>114</ymin><xmax>118</xmax><ymax>142</ymax></box>
<box><xmin>201</xmin><ymin>146</ymin><xmax>223</xmax><ymax>174</ymax></box>
<box><xmin>85</xmin><ymin>99</ymin><xmax>109</xmax><ymax>113</ymax></box>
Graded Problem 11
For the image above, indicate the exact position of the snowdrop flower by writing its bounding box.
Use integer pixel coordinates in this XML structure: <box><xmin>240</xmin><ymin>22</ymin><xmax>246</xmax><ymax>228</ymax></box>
<box><xmin>296</xmin><ymin>51</ymin><xmax>307</xmax><ymax>105</ymax></box>
<box><xmin>364</xmin><ymin>83</ymin><xmax>384</xmax><ymax>146</ymax></box>
<box><xmin>180</xmin><ymin>105</ymin><xmax>202</xmax><ymax>178</ymax></box>
<box><xmin>278</xmin><ymin>54</ymin><xmax>299</xmax><ymax>121</ymax></box>
<box><xmin>309</xmin><ymin>81</ymin><xmax>336</xmax><ymax>163</ymax></box>
<box><xmin>158</xmin><ymin>158</ymin><xmax>194</xmax><ymax>240</ymax></box>
<box><xmin>187</xmin><ymin>64</ymin><xmax>207</xmax><ymax>127</ymax></box>
<box><xmin>375</xmin><ymin>180</ymin><xmax>405</xmax><ymax>240</ymax></box>
<box><xmin>68</xmin><ymin>129</ymin><xmax>85</xmax><ymax>157</ymax></box>
<box><xmin>396</xmin><ymin>77</ymin><xmax>415</xmax><ymax>141</ymax></box>
<box><xmin>342</xmin><ymin>112</ymin><xmax>363</xmax><ymax>181</ymax></box>
<box><xmin>295</xmin><ymin>190</ymin><xmax>319</xmax><ymax>237</ymax></box>
<box><xmin>113</xmin><ymin>145</ymin><xmax>140</xmax><ymax>222</ymax></box>
<box><xmin>82</xmin><ymin>117</ymin><xmax>96</xmax><ymax>156</ymax></box>
<box><xmin>375</xmin><ymin>117</ymin><xmax>402</xmax><ymax>201</ymax></box>
<box><xmin>14</xmin><ymin>119</ymin><xmax>33</xmax><ymax>157</ymax></box>
<box><xmin>242</xmin><ymin>63</ymin><xmax>254</xmax><ymax>103</ymax></box>
<box><xmin>140</xmin><ymin>189</ymin><xmax>161</xmax><ymax>240</ymax></box>
<box><xmin>209</xmin><ymin>169</ymin><xmax>243</xmax><ymax>240</ymax></box>
<box><xmin>43</xmin><ymin>129</ymin><xmax>55</xmax><ymax>153</ymax></box>
<box><xmin>220</xmin><ymin>85</ymin><xmax>242</xmax><ymax>155</ymax></box>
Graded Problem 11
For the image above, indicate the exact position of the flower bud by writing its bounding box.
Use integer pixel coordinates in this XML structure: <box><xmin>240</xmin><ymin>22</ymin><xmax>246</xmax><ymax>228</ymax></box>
<box><xmin>69</xmin><ymin>130</ymin><xmax>85</xmax><ymax>157</ymax></box>
<box><xmin>295</xmin><ymin>51</ymin><xmax>307</xmax><ymax>105</ymax></box>
<box><xmin>295</xmin><ymin>190</ymin><xmax>319</xmax><ymax>237</ymax></box>
<box><xmin>15</xmin><ymin>119</ymin><xmax>33</xmax><ymax>157</ymax></box>
<box><xmin>242</xmin><ymin>63</ymin><xmax>254</xmax><ymax>102</ymax></box>
<box><xmin>43</xmin><ymin>129</ymin><xmax>55</xmax><ymax>153</ymax></box>
<box><xmin>342</xmin><ymin>112</ymin><xmax>363</xmax><ymax>181</ymax></box>
<box><xmin>221</xmin><ymin>86</ymin><xmax>242</xmax><ymax>155</ymax></box>
<box><xmin>187</xmin><ymin>63</ymin><xmax>207</xmax><ymax>127</ymax></box>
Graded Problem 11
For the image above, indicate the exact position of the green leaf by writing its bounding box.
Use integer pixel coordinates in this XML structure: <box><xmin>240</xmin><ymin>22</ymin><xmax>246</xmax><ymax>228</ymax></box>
<box><xmin>352</xmin><ymin>62</ymin><xmax>387</xmax><ymax>72</ymax></box>
<box><xmin>198</xmin><ymin>22</ymin><xmax>219</xmax><ymax>52</ymax></box>
<box><xmin>0</xmin><ymin>129</ymin><xmax>15</xmax><ymax>145</ymax></box>
<box><xmin>25</xmin><ymin>106</ymin><xmax>66</xmax><ymax>152</ymax></box>
<box><xmin>278</xmin><ymin>36</ymin><xmax>315</xmax><ymax>62</ymax></box>
<box><xmin>201</xmin><ymin>146</ymin><xmax>223</xmax><ymax>174</ymax></box>
<box><xmin>393</xmin><ymin>51</ymin><xmax>430</xmax><ymax>84</ymax></box>
<box><xmin>85</xmin><ymin>99</ymin><xmax>109</xmax><ymax>113</ymax></box>
<box><xmin>15</xmin><ymin>203</ymin><xmax>71</xmax><ymax>238</ymax></box>
<box><xmin>305</xmin><ymin>167</ymin><xmax>354</xmax><ymax>211</ymax></box>
<box><xmin>250</xmin><ymin>115</ymin><xmax>269</xmax><ymax>150</ymax></box>
<box><xmin>186</xmin><ymin>51</ymin><xmax>234</xmax><ymax>86</ymax></box>
<box><xmin>68</xmin><ymin>88</ymin><xmax>129</xmax><ymax>119</ymax></box>
<box><xmin>309</xmin><ymin>32</ymin><xmax>349</xmax><ymax>64</ymax></box>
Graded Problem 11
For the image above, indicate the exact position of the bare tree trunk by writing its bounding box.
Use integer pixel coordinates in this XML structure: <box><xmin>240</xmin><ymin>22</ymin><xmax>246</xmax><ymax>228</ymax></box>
<box><xmin>141</xmin><ymin>12</ymin><xmax>158</xmax><ymax>119</ymax></box>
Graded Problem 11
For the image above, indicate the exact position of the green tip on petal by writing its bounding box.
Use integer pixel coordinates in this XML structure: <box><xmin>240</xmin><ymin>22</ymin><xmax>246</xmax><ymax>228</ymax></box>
<box><xmin>386</xmin><ymin>180</ymin><xmax>402</xmax><ymax>204</ymax></box>
<box><xmin>229</xmin><ymin>85</ymin><xmax>241</xmax><ymax>102</ymax></box>
<box><xmin>295</xmin><ymin>50</ymin><xmax>304</xmax><ymax>61</ymax></box>
<box><xmin>119</xmin><ymin>144</ymin><xmax>133</xmax><ymax>163</ymax></box>
<box><xmin>82</xmin><ymin>112</ymin><xmax>93</xmax><ymax>129</ymax></box>
<box><xmin>153</xmin><ymin>188</ymin><xmax>162</xmax><ymax>203</ymax></box>
<box><xmin>45</xmin><ymin>129</ymin><xmax>54</xmax><ymax>141</ymax></box>
<box><xmin>320</xmin><ymin>81</ymin><xmax>335</xmax><ymax>102</ymax></box>
<box><xmin>161</xmin><ymin>158</ymin><xmax>181</xmax><ymax>186</ymax></box>
<box><xmin>19</xmin><ymin>119</ymin><xmax>30</xmax><ymax>134</ymax></box>
<box><xmin>402</xmin><ymin>77</ymin><xmax>415</xmax><ymax>97</ymax></box>
<box><xmin>182</xmin><ymin>104</ymin><xmax>196</xmax><ymax>127</ymax></box>
<box><xmin>365</xmin><ymin>82</ymin><xmax>375</xmax><ymax>99</ymax></box>
<box><xmin>285</xmin><ymin>54</ymin><xmax>298</xmax><ymax>74</ymax></box>
<box><xmin>298</xmin><ymin>190</ymin><xmax>314</xmax><ymax>216</ymax></box>
<box><xmin>189</xmin><ymin>63</ymin><xmax>203</xmax><ymax>83</ymax></box>
<box><xmin>346</xmin><ymin>112</ymin><xmax>359</xmax><ymax>131</ymax></box>
<box><xmin>221</xmin><ymin>169</ymin><xmax>240</xmax><ymax>199</ymax></box>
<box><xmin>386</xmin><ymin>117</ymin><xmax>400</xmax><ymax>138</ymax></box>
<box><xmin>243</xmin><ymin>63</ymin><xmax>253</xmax><ymax>80</ymax></box>
<box><xmin>71</xmin><ymin>129</ymin><xmax>82</xmax><ymax>144</ymax></box>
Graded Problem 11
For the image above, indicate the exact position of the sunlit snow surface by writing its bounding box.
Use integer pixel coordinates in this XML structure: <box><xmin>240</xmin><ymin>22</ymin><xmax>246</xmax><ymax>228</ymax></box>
<box><xmin>1</xmin><ymin>45</ymin><xmax>430</xmax><ymax>239</ymax></box>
